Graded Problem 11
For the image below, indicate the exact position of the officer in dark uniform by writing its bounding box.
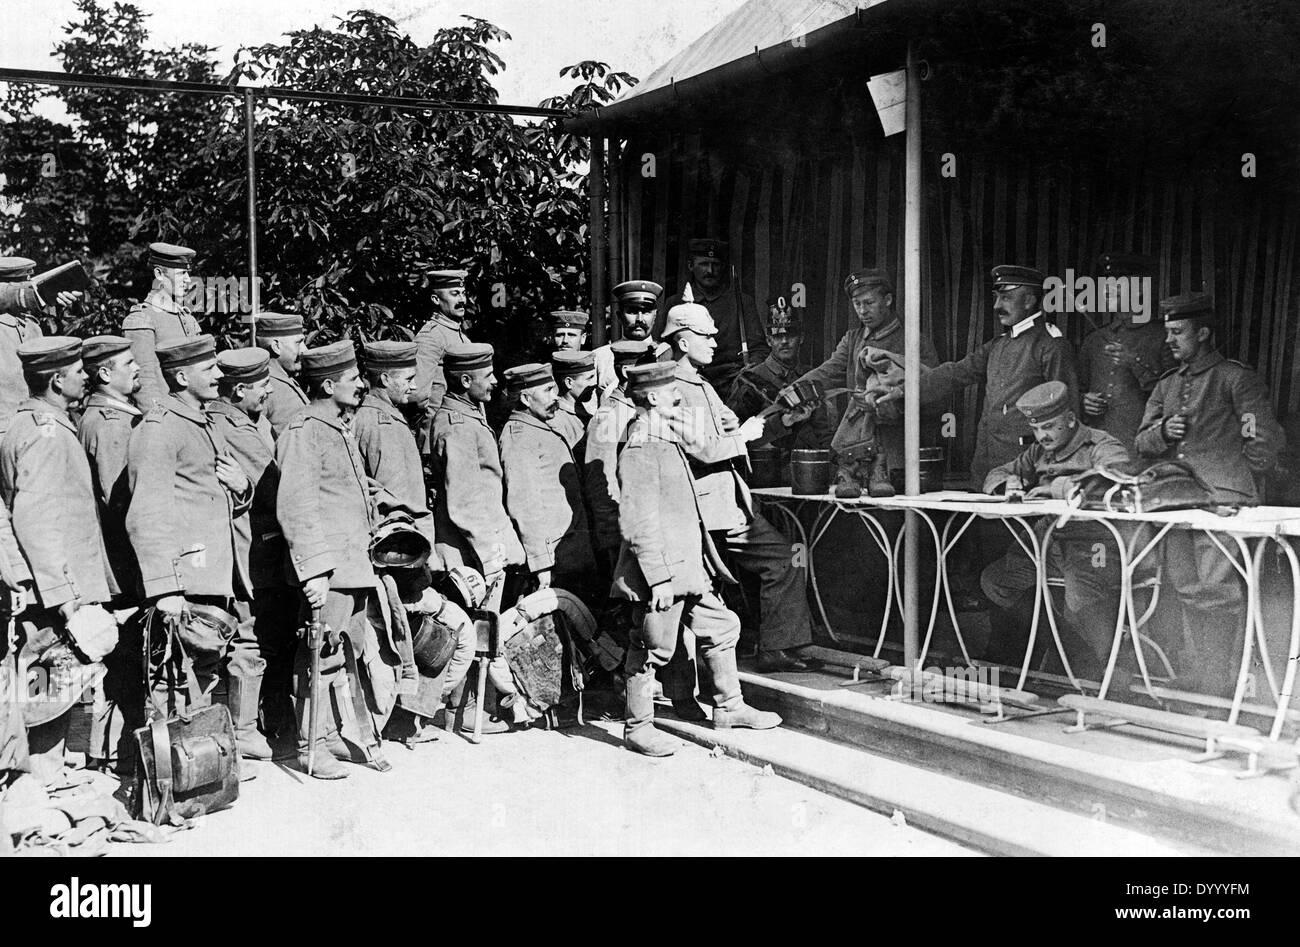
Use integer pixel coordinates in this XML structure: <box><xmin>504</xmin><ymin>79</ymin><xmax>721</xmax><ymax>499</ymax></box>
<box><xmin>1078</xmin><ymin>253</ymin><xmax>1175</xmax><ymax>452</ymax></box>
<box><xmin>726</xmin><ymin>300</ymin><xmax>830</xmax><ymax>461</ymax></box>
<box><xmin>123</xmin><ymin>242</ymin><xmax>203</xmax><ymax>412</ymax></box>
<box><xmin>254</xmin><ymin>312</ymin><xmax>309</xmax><ymax>438</ymax></box>
<box><xmin>593</xmin><ymin>280</ymin><xmax>661</xmax><ymax>396</ymax></box>
<box><xmin>980</xmin><ymin>381</ymin><xmax>1134</xmax><ymax>675</ymax></box>
<box><xmin>656</xmin><ymin>238</ymin><xmax>767</xmax><ymax>391</ymax></box>
<box><xmin>914</xmin><ymin>265</ymin><xmax>1079</xmax><ymax>485</ymax></box>
<box><xmin>549</xmin><ymin>310</ymin><xmax>590</xmax><ymax>353</ymax></box>
<box><xmin>1136</xmin><ymin>291</ymin><xmax>1286</xmax><ymax>696</ymax></box>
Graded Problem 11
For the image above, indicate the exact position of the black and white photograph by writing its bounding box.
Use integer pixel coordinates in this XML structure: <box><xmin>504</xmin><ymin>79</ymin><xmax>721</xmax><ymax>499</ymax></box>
<box><xmin>0</xmin><ymin>0</ymin><xmax>1296</xmax><ymax>904</ymax></box>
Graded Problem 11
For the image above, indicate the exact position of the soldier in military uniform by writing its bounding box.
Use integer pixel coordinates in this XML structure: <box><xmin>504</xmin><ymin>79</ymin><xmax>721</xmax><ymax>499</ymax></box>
<box><xmin>76</xmin><ymin>335</ymin><xmax>144</xmax><ymax>770</ymax></box>
<box><xmin>207</xmin><ymin>348</ymin><xmax>289</xmax><ymax>760</ymax></box>
<box><xmin>593</xmin><ymin>280</ymin><xmax>661</xmax><ymax>396</ymax></box>
<box><xmin>0</xmin><ymin>257</ymin><xmax>47</xmax><ymax>438</ymax></box>
<box><xmin>663</xmin><ymin>301</ymin><xmax>818</xmax><ymax>674</ymax></box>
<box><xmin>910</xmin><ymin>265</ymin><xmax>1078</xmax><ymax>485</ymax></box>
<box><xmin>1</xmin><ymin>338</ymin><xmax>114</xmax><ymax>777</ymax></box>
<box><xmin>277</xmin><ymin>341</ymin><xmax>399</xmax><ymax>777</ymax></box>
<box><xmin>790</xmin><ymin>269</ymin><xmax>940</xmax><ymax>497</ymax></box>
<box><xmin>414</xmin><ymin>269</ymin><xmax>471</xmax><ymax>433</ymax></box>
<box><xmin>613</xmin><ymin>361</ymin><xmax>781</xmax><ymax>757</ymax></box>
<box><xmin>549</xmin><ymin>310</ymin><xmax>590</xmax><ymax>354</ymax></box>
<box><xmin>1136</xmin><ymin>292</ymin><xmax>1286</xmax><ymax>696</ymax></box>
<box><xmin>585</xmin><ymin>340</ymin><xmax>655</xmax><ymax>567</ymax></box>
<box><xmin>980</xmin><ymin>381</ymin><xmax>1135</xmax><ymax>675</ymax></box>
<box><xmin>499</xmin><ymin>363</ymin><xmax>598</xmax><ymax>599</ymax></box>
<box><xmin>122</xmin><ymin>243</ymin><xmax>203</xmax><ymax>412</ymax></box>
<box><xmin>353</xmin><ymin>341</ymin><xmax>434</xmax><ymax>543</ymax></box>
<box><xmin>727</xmin><ymin>301</ymin><xmax>830</xmax><ymax>465</ymax></box>
<box><xmin>549</xmin><ymin>349</ymin><xmax>598</xmax><ymax>454</ymax></box>
<box><xmin>125</xmin><ymin>335</ymin><xmax>252</xmax><ymax>716</ymax></box>
<box><xmin>656</xmin><ymin>238</ymin><xmax>767</xmax><ymax>391</ymax></box>
<box><xmin>254</xmin><ymin>312</ymin><xmax>309</xmax><ymax>438</ymax></box>
<box><xmin>428</xmin><ymin>343</ymin><xmax>526</xmax><ymax>612</ymax></box>
<box><xmin>1078</xmin><ymin>253</ymin><xmax>1175</xmax><ymax>452</ymax></box>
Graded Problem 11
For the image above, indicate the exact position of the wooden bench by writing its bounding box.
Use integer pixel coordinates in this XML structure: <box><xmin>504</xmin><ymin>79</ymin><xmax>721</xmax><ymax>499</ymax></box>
<box><xmin>1214</xmin><ymin>734</ymin><xmax>1300</xmax><ymax>778</ymax></box>
<box><xmin>1059</xmin><ymin>694</ymin><xmax>1261</xmax><ymax>764</ymax></box>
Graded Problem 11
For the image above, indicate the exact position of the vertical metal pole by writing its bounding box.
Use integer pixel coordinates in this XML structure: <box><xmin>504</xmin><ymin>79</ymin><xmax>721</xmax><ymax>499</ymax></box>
<box><xmin>244</xmin><ymin>89</ymin><xmax>260</xmax><ymax>344</ymax></box>
<box><xmin>902</xmin><ymin>41</ymin><xmax>923</xmax><ymax>671</ymax></box>
<box><xmin>608</xmin><ymin>137</ymin><xmax>625</xmax><ymax>341</ymax></box>
<box><xmin>589</xmin><ymin>135</ymin><xmax>608</xmax><ymax>347</ymax></box>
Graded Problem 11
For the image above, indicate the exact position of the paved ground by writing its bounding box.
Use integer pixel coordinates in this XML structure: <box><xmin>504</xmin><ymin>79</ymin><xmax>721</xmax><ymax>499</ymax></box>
<box><xmin>108</xmin><ymin>720</ymin><xmax>976</xmax><ymax>857</ymax></box>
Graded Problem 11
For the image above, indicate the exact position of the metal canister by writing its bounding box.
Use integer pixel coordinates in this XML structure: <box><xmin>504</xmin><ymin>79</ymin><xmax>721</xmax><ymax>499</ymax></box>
<box><xmin>790</xmin><ymin>448</ymin><xmax>831</xmax><ymax>496</ymax></box>
<box><xmin>748</xmin><ymin>445</ymin><xmax>782</xmax><ymax>489</ymax></box>
<box><xmin>919</xmin><ymin>446</ymin><xmax>945</xmax><ymax>492</ymax></box>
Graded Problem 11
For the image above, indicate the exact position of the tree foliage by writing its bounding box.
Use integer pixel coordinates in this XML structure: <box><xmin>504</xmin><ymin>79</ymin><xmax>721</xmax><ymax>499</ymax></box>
<box><xmin>0</xmin><ymin>2</ymin><xmax>636</xmax><ymax>359</ymax></box>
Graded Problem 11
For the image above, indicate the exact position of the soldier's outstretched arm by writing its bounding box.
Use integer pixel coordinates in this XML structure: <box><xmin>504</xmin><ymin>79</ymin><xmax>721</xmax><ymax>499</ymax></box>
<box><xmin>917</xmin><ymin>338</ymin><xmax>992</xmax><ymax>407</ymax></box>
<box><xmin>795</xmin><ymin>331</ymin><xmax>854</xmax><ymax>392</ymax></box>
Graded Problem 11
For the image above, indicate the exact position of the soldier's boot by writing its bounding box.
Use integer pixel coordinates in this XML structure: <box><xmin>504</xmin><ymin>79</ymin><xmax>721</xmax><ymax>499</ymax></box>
<box><xmin>704</xmin><ymin>647</ymin><xmax>782</xmax><ymax>731</ymax></box>
<box><xmin>867</xmin><ymin>452</ymin><xmax>895</xmax><ymax>498</ymax></box>
<box><xmin>261</xmin><ymin>686</ymin><xmax>299</xmax><ymax>759</ymax></box>
<box><xmin>226</xmin><ymin>671</ymin><xmax>274</xmax><ymax>760</ymax></box>
<box><xmin>671</xmin><ymin>697</ymin><xmax>708</xmax><ymax>722</ymax></box>
<box><xmin>295</xmin><ymin>695</ymin><xmax>348</xmax><ymax>779</ymax></box>
<box><xmin>833</xmin><ymin>463</ymin><xmax>863</xmax><ymax>499</ymax></box>
<box><xmin>623</xmin><ymin>668</ymin><xmax>678</xmax><ymax>757</ymax></box>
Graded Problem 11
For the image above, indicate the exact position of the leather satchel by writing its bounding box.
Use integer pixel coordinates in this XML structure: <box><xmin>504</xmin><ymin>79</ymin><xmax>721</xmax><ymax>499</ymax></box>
<box><xmin>133</xmin><ymin>610</ymin><xmax>240</xmax><ymax>826</ymax></box>
<box><xmin>1066</xmin><ymin>459</ymin><xmax>1218</xmax><ymax>514</ymax></box>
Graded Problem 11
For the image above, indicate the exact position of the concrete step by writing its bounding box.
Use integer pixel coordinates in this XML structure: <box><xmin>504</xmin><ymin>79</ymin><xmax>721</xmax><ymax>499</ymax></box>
<box><xmin>652</xmin><ymin>713</ymin><xmax>1188</xmax><ymax>856</ymax></box>
<box><xmin>723</xmin><ymin>649</ymin><xmax>1300</xmax><ymax>856</ymax></box>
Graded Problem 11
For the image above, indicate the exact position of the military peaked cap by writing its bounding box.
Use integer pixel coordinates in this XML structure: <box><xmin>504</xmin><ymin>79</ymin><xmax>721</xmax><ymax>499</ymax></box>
<box><xmin>443</xmin><ymin>342</ymin><xmax>494</xmax><ymax>374</ymax></box>
<box><xmin>363</xmin><ymin>340</ymin><xmax>418</xmax><ymax>371</ymax></box>
<box><xmin>81</xmin><ymin>335</ymin><xmax>132</xmax><ymax>366</ymax></box>
<box><xmin>18</xmin><ymin>336</ymin><xmax>81</xmax><ymax>371</ymax></box>
<box><xmin>218</xmin><ymin>347</ymin><xmax>271</xmax><ymax>383</ymax></box>
<box><xmin>256</xmin><ymin>313</ymin><xmax>305</xmax><ymax>338</ymax></box>
<box><xmin>148</xmin><ymin>242</ymin><xmax>195</xmax><ymax>268</ymax></box>
<box><xmin>300</xmin><ymin>340</ymin><xmax>357</xmax><ymax>380</ymax></box>
<box><xmin>1015</xmin><ymin>381</ymin><xmax>1071</xmax><ymax>423</ymax></box>
<box><xmin>0</xmin><ymin>257</ymin><xmax>36</xmax><ymax>282</ymax></box>
<box><xmin>157</xmin><ymin>334</ymin><xmax>216</xmax><ymax>370</ymax></box>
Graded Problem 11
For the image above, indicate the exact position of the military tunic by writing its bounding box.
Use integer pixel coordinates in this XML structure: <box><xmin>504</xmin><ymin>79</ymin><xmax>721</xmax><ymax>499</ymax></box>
<box><xmin>583</xmin><ymin>387</ymin><xmax>637</xmax><ymax>553</ymax></box>
<box><xmin>548</xmin><ymin>398</ymin><xmax>589</xmax><ymax>455</ymax></box>
<box><xmin>499</xmin><ymin>409</ymin><xmax>597</xmax><ymax>585</ymax></box>
<box><xmin>125</xmin><ymin>395</ymin><xmax>251</xmax><ymax>600</ymax></box>
<box><xmin>414</xmin><ymin>312</ymin><xmax>470</xmax><ymax>450</ymax></box>
<box><xmin>207</xmin><ymin>399</ymin><xmax>285</xmax><ymax>591</ymax></box>
<box><xmin>1134</xmin><ymin>350</ymin><xmax>1284</xmax><ymax>505</ymax></box>
<box><xmin>275</xmin><ymin>402</ymin><xmax>378</xmax><ymax>589</ymax></box>
<box><xmin>352</xmin><ymin>390</ymin><xmax>434</xmax><ymax>543</ymax></box>
<box><xmin>727</xmin><ymin>354</ymin><xmax>831</xmax><ymax>453</ymax></box>
<box><xmin>78</xmin><ymin>393</ymin><xmax>143</xmax><ymax>601</ymax></box>
<box><xmin>658</xmin><ymin>283</ymin><xmax>767</xmax><ymax>389</ymax></box>
<box><xmin>122</xmin><ymin>299</ymin><xmax>202</xmax><ymax>412</ymax></box>
<box><xmin>264</xmin><ymin>359</ymin><xmax>308</xmax><ymax>439</ymax></box>
<box><xmin>794</xmin><ymin>318</ymin><xmax>939</xmax><ymax>470</ymax></box>
<box><xmin>919</xmin><ymin>312</ymin><xmax>1078</xmax><ymax>484</ymax></box>
<box><xmin>0</xmin><ymin>310</ymin><xmax>43</xmax><ymax>438</ymax></box>
<box><xmin>1078</xmin><ymin>318</ymin><xmax>1174</xmax><ymax>451</ymax></box>
<box><xmin>0</xmin><ymin>401</ymin><xmax>113</xmax><ymax>608</ymax></box>
<box><xmin>428</xmin><ymin>392</ymin><xmax>524</xmax><ymax>575</ymax></box>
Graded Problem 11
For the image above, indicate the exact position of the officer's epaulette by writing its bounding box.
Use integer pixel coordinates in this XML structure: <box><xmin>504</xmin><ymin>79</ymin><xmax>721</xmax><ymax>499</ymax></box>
<box><xmin>1226</xmin><ymin>358</ymin><xmax>1251</xmax><ymax>370</ymax></box>
<box><xmin>285</xmin><ymin>415</ymin><xmax>308</xmax><ymax>432</ymax></box>
<box><xmin>1044</xmin><ymin>322</ymin><xmax>1063</xmax><ymax>338</ymax></box>
<box><xmin>1158</xmin><ymin>366</ymin><xmax>1180</xmax><ymax>380</ymax></box>
<box><xmin>33</xmin><ymin>411</ymin><xmax>57</xmax><ymax>427</ymax></box>
<box><xmin>122</xmin><ymin>305</ymin><xmax>154</xmax><ymax>331</ymax></box>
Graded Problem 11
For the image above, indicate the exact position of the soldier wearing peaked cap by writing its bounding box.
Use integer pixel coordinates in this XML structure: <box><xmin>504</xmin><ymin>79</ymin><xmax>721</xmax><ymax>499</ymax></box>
<box><xmin>414</xmin><ymin>269</ymin><xmax>472</xmax><ymax>446</ymax></box>
<box><xmin>499</xmin><ymin>363</ymin><xmax>598</xmax><ymax>598</ymax></box>
<box><xmin>727</xmin><ymin>299</ymin><xmax>830</xmax><ymax>463</ymax></box>
<box><xmin>593</xmin><ymin>280</ymin><xmax>662</xmax><ymax>396</ymax></box>
<box><xmin>354</xmin><ymin>340</ymin><xmax>434</xmax><ymax>544</ymax></box>
<box><xmin>1</xmin><ymin>337</ymin><xmax>115</xmax><ymax>777</ymax></box>
<box><xmin>1135</xmin><ymin>291</ymin><xmax>1286</xmax><ymax>697</ymax></box>
<box><xmin>910</xmin><ymin>264</ymin><xmax>1079</xmax><ymax>485</ymax></box>
<box><xmin>123</xmin><ymin>242</ymin><xmax>203</xmax><ymax>412</ymax></box>
<box><xmin>585</xmin><ymin>340</ymin><xmax>655</xmax><ymax>562</ymax></box>
<box><xmin>125</xmin><ymin>334</ymin><xmax>254</xmax><ymax>720</ymax></box>
<box><xmin>1078</xmin><ymin>253</ymin><xmax>1175</xmax><ymax>452</ymax></box>
<box><xmin>978</xmin><ymin>380</ymin><xmax>1134</xmax><ymax>675</ymax></box>
<box><xmin>429</xmin><ymin>343</ymin><xmax>525</xmax><ymax>614</ymax></box>
<box><xmin>613</xmin><ymin>360</ymin><xmax>781</xmax><ymax>757</ymax></box>
<box><xmin>549</xmin><ymin>349</ymin><xmax>598</xmax><ymax>454</ymax></box>
<box><xmin>206</xmin><ymin>346</ymin><xmax>294</xmax><ymax>759</ymax></box>
<box><xmin>275</xmin><ymin>340</ymin><xmax>402</xmax><ymax>776</ymax></box>
<box><xmin>549</xmin><ymin>310</ymin><xmax>590</xmax><ymax>354</ymax></box>
<box><xmin>661</xmin><ymin>301</ymin><xmax>819</xmax><ymax>678</ymax></box>
<box><xmin>254</xmin><ymin>312</ymin><xmax>309</xmax><ymax>438</ymax></box>
<box><xmin>656</xmin><ymin>238</ymin><xmax>767</xmax><ymax>391</ymax></box>
<box><xmin>76</xmin><ymin>334</ymin><xmax>145</xmax><ymax>771</ymax></box>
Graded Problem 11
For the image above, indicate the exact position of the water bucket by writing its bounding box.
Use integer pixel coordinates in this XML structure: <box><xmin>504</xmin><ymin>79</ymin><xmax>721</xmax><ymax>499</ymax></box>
<box><xmin>748</xmin><ymin>445</ymin><xmax>783</xmax><ymax>489</ymax></box>
<box><xmin>890</xmin><ymin>447</ymin><xmax>946</xmax><ymax>494</ymax></box>
<box><xmin>790</xmin><ymin>449</ymin><xmax>831</xmax><ymax>496</ymax></box>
